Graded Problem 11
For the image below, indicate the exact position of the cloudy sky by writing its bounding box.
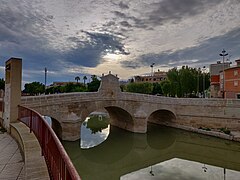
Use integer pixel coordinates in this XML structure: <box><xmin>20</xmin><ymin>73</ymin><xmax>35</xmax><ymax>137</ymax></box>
<box><xmin>1</xmin><ymin>0</ymin><xmax>240</xmax><ymax>85</ymax></box>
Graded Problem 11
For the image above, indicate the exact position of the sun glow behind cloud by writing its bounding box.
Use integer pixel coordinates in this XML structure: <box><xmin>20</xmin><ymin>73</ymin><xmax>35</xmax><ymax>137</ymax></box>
<box><xmin>1</xmin><ymin>0</ymin><xmax>240</xmax><ymax>84</ymax></box>
<box><xmin>103</xmin><ymin>53</ymin><xmax>122</xmax><ymax>62</ymax></box>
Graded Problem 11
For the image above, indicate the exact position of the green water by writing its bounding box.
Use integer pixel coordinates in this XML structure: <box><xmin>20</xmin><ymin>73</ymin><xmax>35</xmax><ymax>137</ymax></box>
<box><xmin>62</xmin><ymin>121</ymin><xmax>240</xmax><ymax>180</ymax></box>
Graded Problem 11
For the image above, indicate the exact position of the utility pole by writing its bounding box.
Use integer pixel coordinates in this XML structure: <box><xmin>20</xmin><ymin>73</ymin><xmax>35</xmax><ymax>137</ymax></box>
<box><xmin>45</xmin><ymin>67</ymin><xmax>47</xmax><ymax>94</ymax></box>
<box><xmin>219</xmin><ymin>49</ymin><xmax>228</xmax><ymax>98</ymax></box>
<box><xmin>202</xmin><ymin>66</ymin><xmax>206</xmax><ymax>98</ymax></box>
<box><xmin>150</xmin><ymin>63</ymin><xmax>155</xmax><ymax>76</ymax></box>
<box><xmin>197</xmin><ymin>68</ymin><xmax>200</xmax><ymax>97</ymax></box>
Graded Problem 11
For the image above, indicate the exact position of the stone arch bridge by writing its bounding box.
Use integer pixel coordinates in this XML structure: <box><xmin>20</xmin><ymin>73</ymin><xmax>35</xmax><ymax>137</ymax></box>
<box><xmin>21</xmin><ymin>74</ymin><xmax>240</xmax><ymax>141</ymax></box>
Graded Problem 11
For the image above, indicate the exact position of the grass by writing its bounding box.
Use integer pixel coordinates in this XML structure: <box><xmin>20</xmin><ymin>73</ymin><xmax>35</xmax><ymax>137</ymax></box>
<box><xmin>219</xmin><ymin>127</ymin><xmax>231</xmax><ymax>135</ymax></box>
<box><xmin>199</xmin><ymin>126</ymin><xmax>231</xmax><ymax>135</ymax></box>
<box><xmin>199</xmin><ymin>127</ymin><xmax>211</xmax><ymax>131</ymax></box>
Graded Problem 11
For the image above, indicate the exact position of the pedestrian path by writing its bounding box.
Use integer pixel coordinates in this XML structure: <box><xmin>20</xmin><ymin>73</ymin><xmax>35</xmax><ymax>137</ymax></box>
<box><xmin>0</xmin><ymin>131</ymin><xmax>25</xmax><ymax>180</ymax></box>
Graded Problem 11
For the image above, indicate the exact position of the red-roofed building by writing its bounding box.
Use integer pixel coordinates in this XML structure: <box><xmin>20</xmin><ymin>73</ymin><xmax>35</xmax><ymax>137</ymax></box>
<box><xmin>210</xmin><ymin>61</ymin><xmax>230</xmax><ymax>98</ymax></box>
<box><xmin>223</xmin><ymin>59</ymin><xmax>240</xmax><ymax>99</ymax></box>
<box><xmin>210</xmin><ymin>59</ymin><xmax>240</xmax><ymax>99</ymax></box>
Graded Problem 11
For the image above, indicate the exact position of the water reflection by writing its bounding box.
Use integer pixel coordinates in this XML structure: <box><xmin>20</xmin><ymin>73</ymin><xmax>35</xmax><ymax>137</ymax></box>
<box><xmin>42</xmin><ymin>116</ymin><xmax>52</xmax><ymax>126</ymax></box>
<box><xmin>81</xmin><ymin>114</ymin><xmax>110</xmax><ymax>149</ymax></box>
<box><xmin>63</xmin><ymin>123</ymin><xmax>240</xmax><ymax>180</ymax></box>
<box><xmin>121</xmin><ymin>158</ymin><xmax>240</xmax><ymax>180</ymax></box>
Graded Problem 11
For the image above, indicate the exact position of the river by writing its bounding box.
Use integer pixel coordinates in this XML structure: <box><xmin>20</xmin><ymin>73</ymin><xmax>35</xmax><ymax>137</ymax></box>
<box><xmin>62</xmin><ymin>115</ymin><xmax>240</xmax><ymax>180</ymax></box>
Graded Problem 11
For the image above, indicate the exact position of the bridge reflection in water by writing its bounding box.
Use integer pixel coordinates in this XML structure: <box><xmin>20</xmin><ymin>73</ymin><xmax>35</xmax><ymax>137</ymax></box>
<box><xmin>62</xmin><ymin>122</ymin><xmax>240</xmax><ymax>180</ymax></box>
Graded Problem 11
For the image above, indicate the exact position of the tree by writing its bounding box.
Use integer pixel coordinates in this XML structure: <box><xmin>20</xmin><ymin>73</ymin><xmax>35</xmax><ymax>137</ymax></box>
<box><xmin>126</xmin><ymin>82</ymin><xmax>153</xmax><ymax>94</ymax></box>
<box><xmin>65</xmin><ymin>83</ymin><xmax>75</xmax><ymax>92</ymax></box>
<box><xmin>23</xmin><ymin>82</ymin><xmax>45</xmax><ymax>95</ymax></box>
<box><xmin>75</xmin><ymin>76</ymin><xmax>80</xmax><ymax>83</ymax></box>
<box><xmin>83</xmin><ymin>76</ymin><xmax>87</xmax><ymax>86</ymax></box>
<box><xmin>152</xmin><ymin>83</ymin><xmax>162</xmax><ymax>95</ymax></box>
<box><xmin>179</xmin><ymin>66</ymin><xmax>194</xmax><ymax>96</ymax></box>
<box><xmin>167</xmin><ymin>68</ymin><xmax>181</xmax><ymax>97</ymax></box>
<box><xmin>164</xmin><ymin>66</ymin><xmax>210</xmax><ymax>97</ymax></box>
<box><xmin>87</xmin><ymin>75</ymin><xmax>101</xmax><ymax>92</ymax></box>
<box><xmin>160</xmin><ymin>80</ymin><xmax>171</xmax><ymax>96</ymax></box>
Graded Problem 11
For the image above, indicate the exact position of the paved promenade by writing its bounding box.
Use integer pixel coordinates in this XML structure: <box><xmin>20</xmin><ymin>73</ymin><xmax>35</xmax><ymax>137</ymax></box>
<box><xmin>0</xmin><ymin>131</ymin><xmax>25</xmax><ymax>180</ymax></box>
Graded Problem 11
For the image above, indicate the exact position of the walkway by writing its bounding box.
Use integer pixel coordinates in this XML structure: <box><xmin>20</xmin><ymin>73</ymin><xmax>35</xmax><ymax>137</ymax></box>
<box><xmin>0</xmin><ymin>131</ymin><xmax>25</xmax><ymax>180</ymax></box>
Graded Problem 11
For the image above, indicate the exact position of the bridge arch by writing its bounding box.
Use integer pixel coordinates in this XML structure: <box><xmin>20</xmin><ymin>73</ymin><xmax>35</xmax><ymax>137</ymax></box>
<box><xmin>79</xmin><ymin>105</ymin><xmax>134</xmax><ymax>146</ymax></box>
<box><xmin>79</xmin><ymin>101</ymin><xmax>134</xmax><ymax>132</ymax></box>
<box><xmin>41</xmin><ymin>114</ymin><xmax>63</xmax><ymax>140</ymax></box>
<box><xmin>105</xmin><ymin>106</ymin><xmax>134</xmax><ymax>131</ymax></box>
<box><xmin>51</xmin><ymin>117</ymin><xmax>63</xmax><ymax>139</ymax></box>
<box><xmin>147</xmin><ymin>109</ymin><xmax>176</xmax><ymax>125</ymax></box>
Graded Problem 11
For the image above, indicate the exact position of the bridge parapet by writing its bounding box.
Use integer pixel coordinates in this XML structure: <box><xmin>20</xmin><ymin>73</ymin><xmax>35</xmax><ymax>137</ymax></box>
<box><xmin>18</xmin><ymin>73</ymin><xmax>240</xmax><ymax>141</ymax></box>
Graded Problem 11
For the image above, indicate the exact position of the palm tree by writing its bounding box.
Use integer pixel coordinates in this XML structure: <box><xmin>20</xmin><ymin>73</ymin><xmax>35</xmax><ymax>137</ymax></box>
<box><xmin>75</xmin><ymin>76</ymin><xmax>80</xmax><ymax>83</ymax></box>
<box><xmin>83</xmin><ymin>76</ymin><xmax>87</xmax><ymax>86</ymax></box>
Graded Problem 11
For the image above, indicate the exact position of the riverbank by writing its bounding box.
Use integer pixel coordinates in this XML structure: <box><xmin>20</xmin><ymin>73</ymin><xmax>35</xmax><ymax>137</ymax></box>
<box><xmin>166</xmin><ymin>123</ymin><xmax>240</xmax><ymax>142</ymax></box>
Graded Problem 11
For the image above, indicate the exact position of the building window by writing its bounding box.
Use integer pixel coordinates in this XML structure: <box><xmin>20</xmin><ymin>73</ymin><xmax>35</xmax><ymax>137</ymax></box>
<box><xmin>153</xmin><ymin>78</ymin><xmax>156</xmax><ymax>81</ymax></box>
<box><xmin>146</xmin><ymin>79</ymin><xmax>148</xmax><ymax>81</ymax></box>
<box><xmin>234</xmin><ymin>80</ymin><xmax>238</xmax><ymax>87</ymax></box>
<box><xmin>234</xmin><ymin>70</ymin><xmax>238</xmax><ymax>76</ymax></box>
<box><xmin>237</xmin><ymin>94</ymin><xmax>240</xmax><ymax>99</ymax></box>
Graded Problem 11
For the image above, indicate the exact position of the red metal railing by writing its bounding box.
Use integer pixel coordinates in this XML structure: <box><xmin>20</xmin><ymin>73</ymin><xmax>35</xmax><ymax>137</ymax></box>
<box><xmin>18</xmin><ymin>105</ymin><xmax>81</xmax><ymax>180</ymax></box>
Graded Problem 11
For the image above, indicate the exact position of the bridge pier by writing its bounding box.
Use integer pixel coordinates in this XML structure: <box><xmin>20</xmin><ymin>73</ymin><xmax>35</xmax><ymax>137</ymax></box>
<box><xmin>131</xmin><ymin>117</ymin><xmax>147</xmax><ymax>133</ymax></box>
<box><xmin>61</xmin><ymin>120</ymin><xmax>82</xmax><ymax>141</ymax></box>
<box><xmin>131</xmin><ymin>110</ymin><xmax>148</xmax><ymax>133</ymax></box>
<box><xmin>111</xmin><ymin>117</ymin><xmax>147</xmax><ymax>133</ymax></box>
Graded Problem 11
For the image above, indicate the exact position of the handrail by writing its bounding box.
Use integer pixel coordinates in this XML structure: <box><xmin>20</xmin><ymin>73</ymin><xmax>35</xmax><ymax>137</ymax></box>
<box><xmin>18</xmin><ymin>105</ymin><xmax>80</xmax><ymax>180</ymax></box>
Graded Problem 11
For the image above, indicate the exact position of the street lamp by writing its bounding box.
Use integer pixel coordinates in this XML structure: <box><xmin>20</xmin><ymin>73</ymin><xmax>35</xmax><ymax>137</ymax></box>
<box><xmin>202</xmin><ymin>66</ymin><xmax>206</xmax><ymax>98</ymax></box>
<box><xmin>44</xmin><ymin>67</ymin><xmax>47</xmax><ymax>94</ymax></box>
<box><xmin>197</xmin><ymin>68</ymin><xmax>200</xmax><ymax>97</ymax></box>
<box><xmin>150</xmin><ymin>63</ymin><xmax>155</xmax><ymax>76</ymax></box>
<box><xmin>219</xmin><ymin>49</ymin><xmax>228</xmax><ymax>98</ymax></box>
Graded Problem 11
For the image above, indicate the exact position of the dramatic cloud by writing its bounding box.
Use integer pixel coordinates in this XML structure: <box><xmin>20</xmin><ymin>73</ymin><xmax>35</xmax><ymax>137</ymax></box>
<box><xmin>146</xmin><ymin>0</ymin><xmax>225</xmax><ymax>25</ymax></box>
<box><xmin>0</xmin><ymin>0</ymin><xmax>240</xmax><ymax>84</ymax></box>
<box><xmin>65</xmin><ymin>31</ymin><xmax>129</xmax><ymax>67</ymax></box>
<box><xmin>125</xmin><ymin>27</ymin><xmax>240</xmax><ymax>69</ymax></box>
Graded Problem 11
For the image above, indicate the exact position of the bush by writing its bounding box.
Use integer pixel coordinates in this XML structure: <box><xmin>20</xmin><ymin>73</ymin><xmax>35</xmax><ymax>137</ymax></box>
<box><xmin>199</xmin><ymin>127</ymin><xmax>211</xmax><ymax>131</ymax></box>
<box><xmin>220</xmin><ymin>128</ymin><xmax>231</xmax><ymax>135</ymax></box>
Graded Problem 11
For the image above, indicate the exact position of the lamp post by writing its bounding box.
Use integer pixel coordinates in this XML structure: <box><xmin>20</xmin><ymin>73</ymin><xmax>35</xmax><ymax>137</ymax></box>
<box><xmin>219</xmin><ymin>49</ymin><xmax>228</xmax><ymax>98</ymax></box>
<box><xmin>44</xmin><ymin>67</ymin><xmax>47</xmax><ymax>94</ymax></box>
<box><xmin>197</xmin><ymin>68</ymin><xmax>200</xmax><ymax>97</ymax></box>
<box><xmin>202</xmin><ymin>66</ymin><xmax>206</xmax><ymax>98</ymax></box>
<box><xmin>150</xmin><ymin>63</ymin><xmax>155</xmax><ymax>76</ymax></box>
